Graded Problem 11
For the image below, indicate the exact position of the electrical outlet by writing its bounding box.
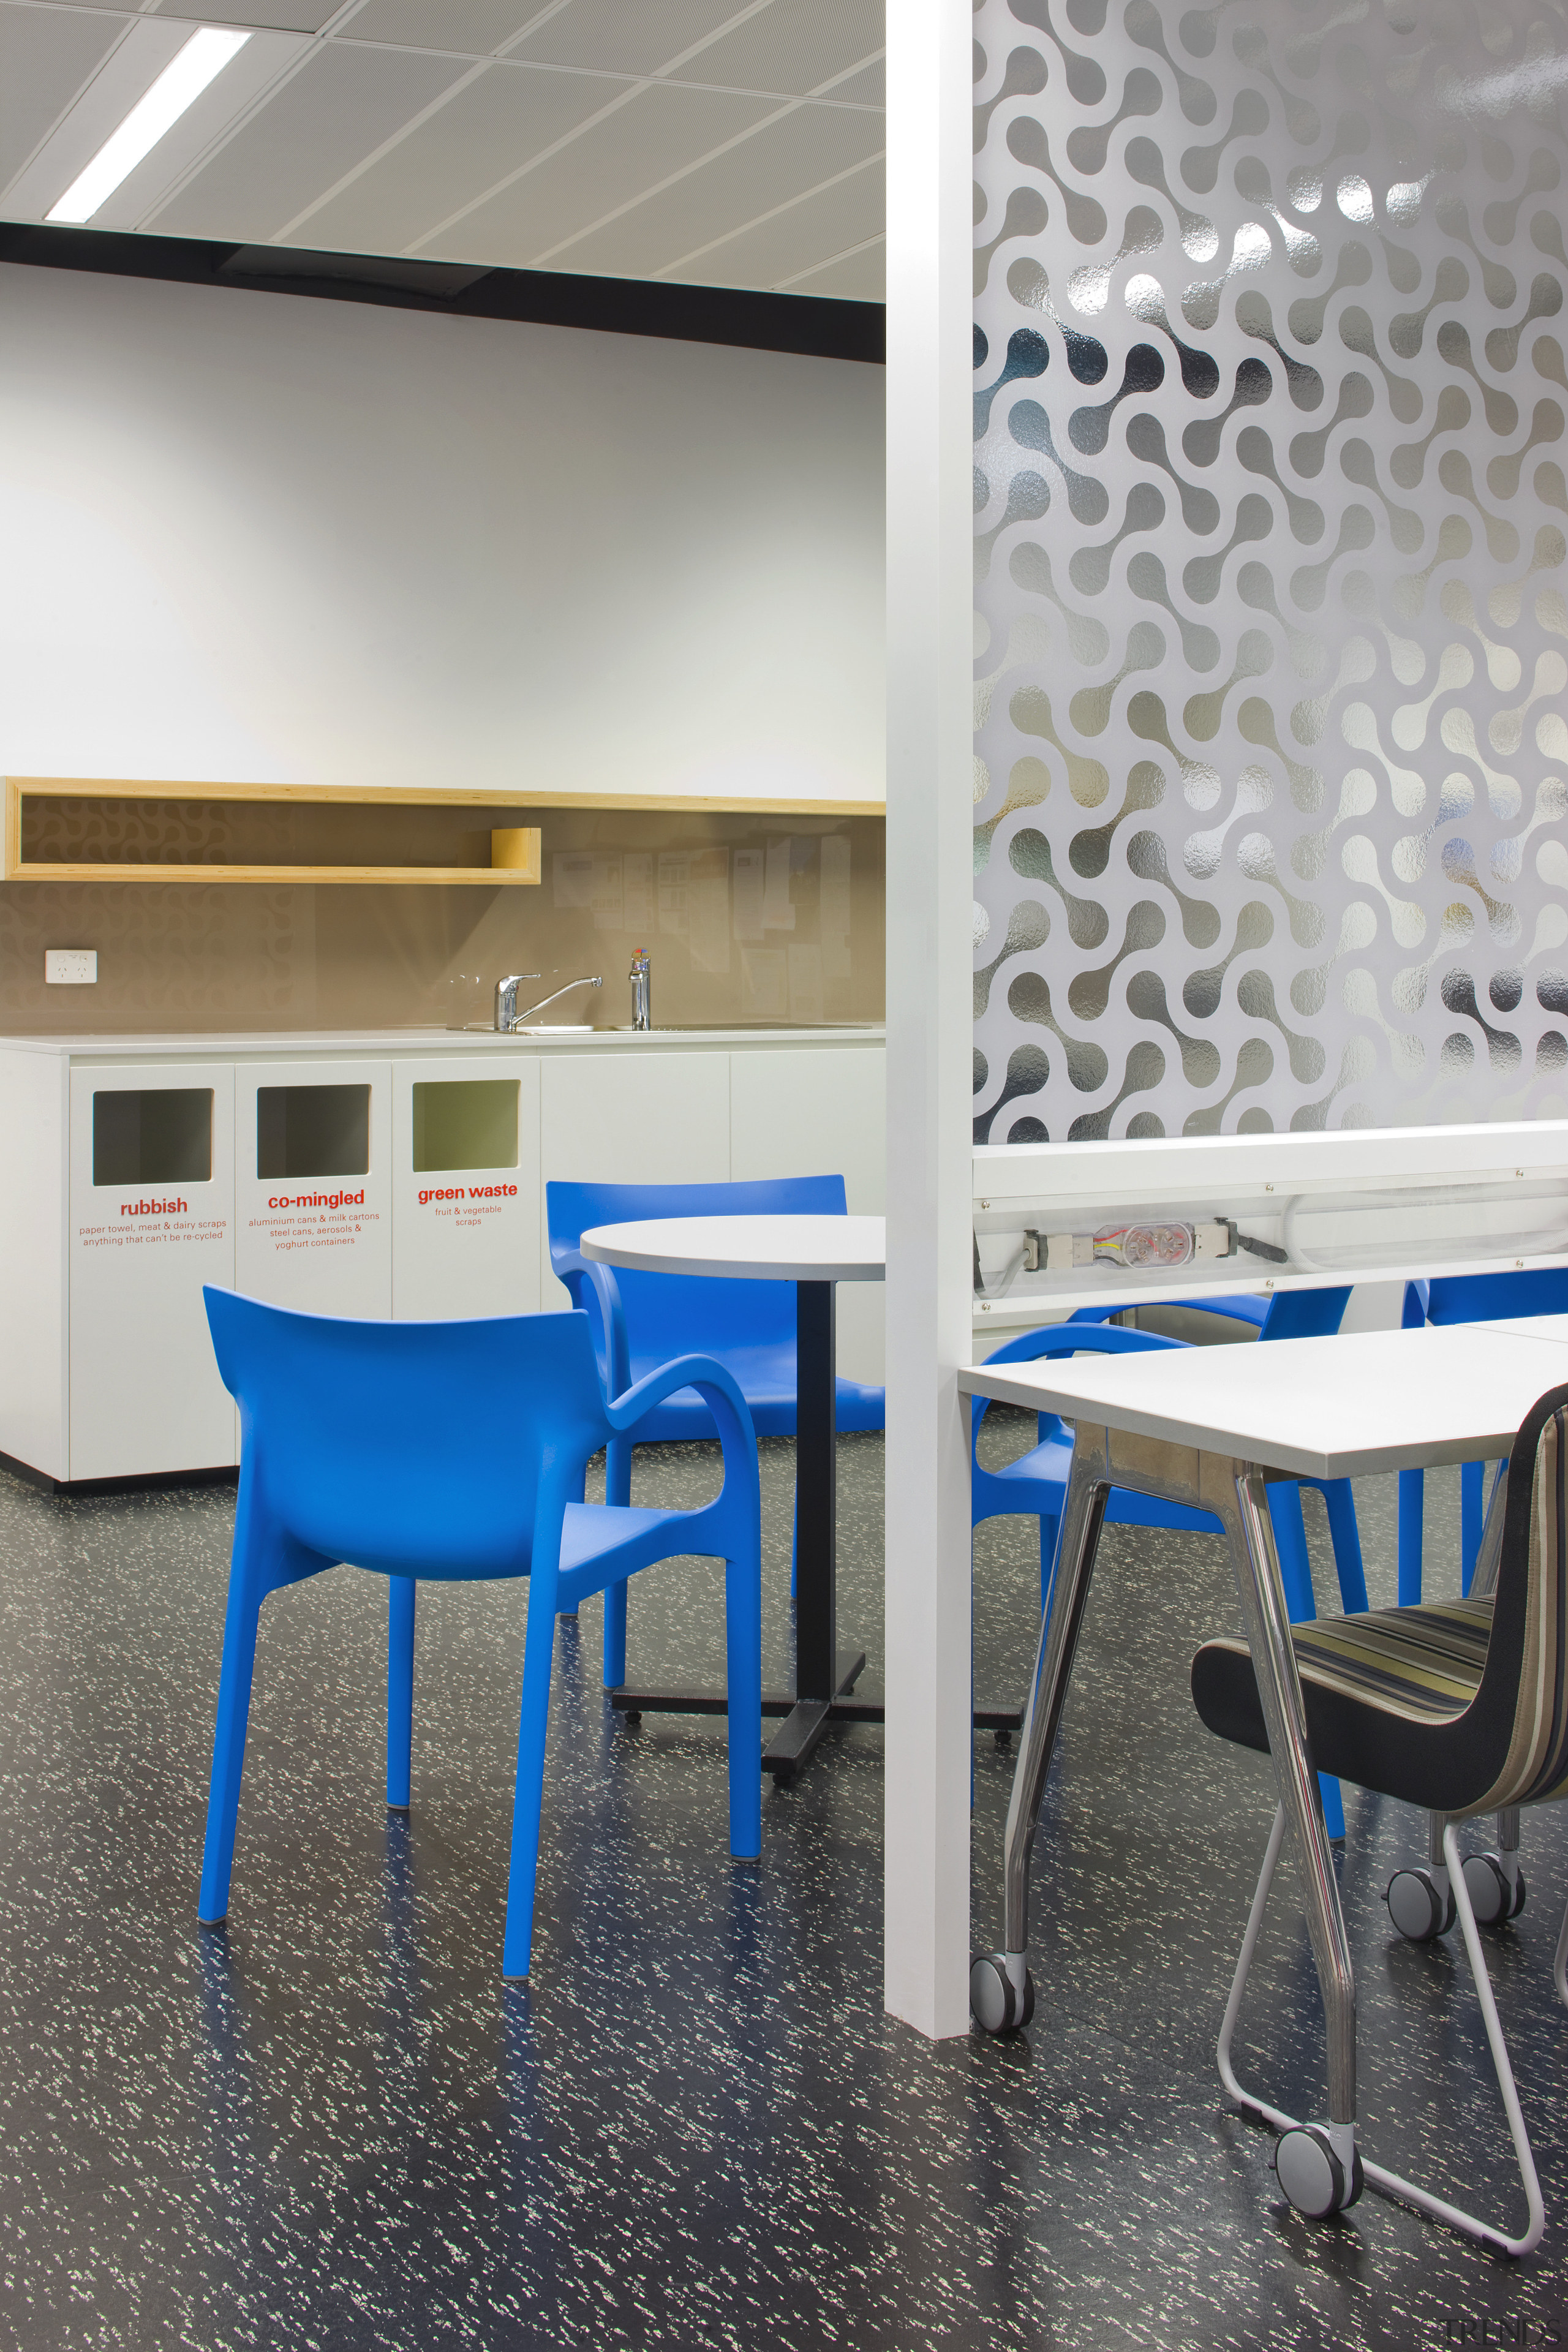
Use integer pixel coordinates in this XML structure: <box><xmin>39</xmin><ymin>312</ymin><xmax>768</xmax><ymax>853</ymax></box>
<box><xmin>45</xmin><ymin>949</ymin><xmax>97</xmax><ymax>985</ymax></box>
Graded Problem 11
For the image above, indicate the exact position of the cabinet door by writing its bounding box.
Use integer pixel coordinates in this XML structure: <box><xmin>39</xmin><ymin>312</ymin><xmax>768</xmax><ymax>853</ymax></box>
<box><xmin>69</xmin><ymin>1063</ymin><xmax>237</xmax><ymax>1480</ymax></box>
<box><xmin>538</xmin><ymin>1050</ymin><xmax>731</xmax><ymax>1308</ymax></box>
<box><xmin>234</xmin><ymin>1060</ymin><xmax>392</xmax><ymax>1317</ymax></box>
<box><xmin>391</xmin><ymin>1057</ymin><xmax>541</xmax><ymax>1319</ymax></box>
<box><xmin>0</xmin><ymin>1049</ymin><xmax>69</xmax><ymax>1481</ymax></box>
<box><xmin>729</xmin><ymin>1045</ymin><xmax>886</xmax><ymax>1386</ymax></box>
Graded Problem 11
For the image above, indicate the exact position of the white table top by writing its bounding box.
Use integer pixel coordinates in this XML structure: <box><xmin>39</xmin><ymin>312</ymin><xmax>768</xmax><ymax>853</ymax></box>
<box><xmin>1477</xmin><ymin>1314</ymin><xmax>1568</xmax><ymax>1346</ymax></box>
<box><xmin>959</xmin><ymin>1321</ymin><xmax>1568</xmax><ymax>1481</ymax></box>
<box><xmin>581</xmin><ymin>1213</ymin><xmax>886</xmax><ymax>1284</ymax></box>
<box><xmin>582</xmin><ymin>1213</ymin><xmax>888</xmax><ymax>1289</ymax></box>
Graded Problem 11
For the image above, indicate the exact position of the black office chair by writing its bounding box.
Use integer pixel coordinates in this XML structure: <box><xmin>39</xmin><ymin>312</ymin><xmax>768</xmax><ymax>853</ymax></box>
<box><xmin>1191</xmin><ymin>1382</ymin><xmax>1568</xmax><ymax>2253</ymax></box>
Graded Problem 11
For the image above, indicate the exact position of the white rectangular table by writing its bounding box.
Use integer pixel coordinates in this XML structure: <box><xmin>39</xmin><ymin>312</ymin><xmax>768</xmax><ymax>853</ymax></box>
<box><xmin>959</xmin><ymin>1319</ymin><xmax>1568</xmax><ymax>2193</ymax></box>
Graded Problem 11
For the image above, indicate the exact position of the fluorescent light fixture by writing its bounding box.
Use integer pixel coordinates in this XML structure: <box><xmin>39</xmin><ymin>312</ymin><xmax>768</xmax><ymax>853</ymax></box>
<box><xmin>47</xmin><ymin>27</ymin><xmax>251</xmax><ymax>225</ymax></box>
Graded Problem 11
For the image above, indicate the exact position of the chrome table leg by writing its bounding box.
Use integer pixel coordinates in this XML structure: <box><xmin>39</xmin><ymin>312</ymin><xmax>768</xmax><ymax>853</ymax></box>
<box><xmin>1221</xmin><ymin>1460</ymin><xmax>1357</xmax><ymax>2175</ymax></box>
<box><xmin>970</xmin><ymin>1425</ymin><xmax>1110</xmax><ymax>2033</ymax></box>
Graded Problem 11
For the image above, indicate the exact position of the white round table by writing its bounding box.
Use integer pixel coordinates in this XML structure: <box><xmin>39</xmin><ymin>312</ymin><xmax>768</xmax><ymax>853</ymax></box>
<box><xmin>581</xmin><ymin>1213</ymin><xmax>884</xmax><ymax>1286</ymax></box>
<box><xmin>581</xmin><ymin>1213</ymin><xmax>885</xmax><ymax>1776</ymax></box>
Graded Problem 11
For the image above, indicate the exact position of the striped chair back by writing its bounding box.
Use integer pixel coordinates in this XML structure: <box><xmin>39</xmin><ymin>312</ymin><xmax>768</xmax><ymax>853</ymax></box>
<box><xmin>1466</xmin><ymin>1384</ymin><xmax>1568</xmax><ymax>1815</ymax></box>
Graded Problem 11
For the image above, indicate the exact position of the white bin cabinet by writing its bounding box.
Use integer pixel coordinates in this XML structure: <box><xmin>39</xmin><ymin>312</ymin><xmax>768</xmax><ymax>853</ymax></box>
<box><xmin>393</xmin><ymin>1057</ymin><xmax>543</xmax><ymax>1321</ymax></box>
<box><xmin>67</xmin><ymin>1063</ymin><xmax>237</xmax><ymax>1483</ymax></box>
<box><xmin>0</xmin><ymin>1030</ymin><xmax>884</xmax><ymax>1484</ymax></box>
<box><xmin>235</xmin><ymin>1058</ymin><xmax>394</xmax><ymax>1319</ymax></box>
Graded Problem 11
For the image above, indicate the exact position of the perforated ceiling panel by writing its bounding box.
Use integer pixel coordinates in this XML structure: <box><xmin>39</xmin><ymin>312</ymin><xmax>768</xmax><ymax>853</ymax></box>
<box><xmin>0</xmin><ymin>0</ymin><xmax>885</xmax><ymax>299</ymax></box>
<box><xmin>974</xmin><ymin>0</ymin><xmax>1568</xmax><ymax>1139</ymax></box>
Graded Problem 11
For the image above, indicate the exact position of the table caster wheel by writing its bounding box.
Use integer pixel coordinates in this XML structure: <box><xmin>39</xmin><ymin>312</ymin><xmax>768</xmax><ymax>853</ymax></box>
<box><xmin>620</xmin><ymin>1708</ymin><xmax>642</xmax><ymax>1728</ymax></box>
<box><xmin>1385</xmin><ymin>1865</ymin><xmax>1456</xmax><ymax>1941</ymax></box>
<box><xmin>1272</xmin><ymin>2125</ymin><xmax>1363</xmax><ymax>2219</ymax></box>
<box><xmin>969</xmin><ymin>1951</ymin><xmax>1035</xmax><ymax>2035</ymax></box>
<box><xmin>994</xmin><ymin>1728</ymin><xmax>1012</xmax><ymax>1750</ymax></box>
<box><xmin>1462</xmin><ymin>1852</ymin><xmax>1527</xmax><ymax>1924</ymax></box>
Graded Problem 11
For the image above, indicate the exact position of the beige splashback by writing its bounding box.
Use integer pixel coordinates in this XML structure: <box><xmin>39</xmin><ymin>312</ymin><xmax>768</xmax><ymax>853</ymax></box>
<box><xmin>0</xmin><ymin>805</ymin><xmax>885</xmax><ymax>1036</ymax></box>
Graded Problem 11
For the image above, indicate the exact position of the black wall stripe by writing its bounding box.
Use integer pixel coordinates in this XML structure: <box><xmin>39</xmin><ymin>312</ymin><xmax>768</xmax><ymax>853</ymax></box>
<box><xmin>0</xmin><ymin>222</ymin><xmax>885</xmax><ymax>366</ymax></box>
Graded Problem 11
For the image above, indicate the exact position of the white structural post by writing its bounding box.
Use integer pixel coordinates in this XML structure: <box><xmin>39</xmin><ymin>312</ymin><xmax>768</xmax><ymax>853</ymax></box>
<box><xmin>884</xmin><ymin>0</ymin><xmax>975</xmax><ymax>2038</ymax></box>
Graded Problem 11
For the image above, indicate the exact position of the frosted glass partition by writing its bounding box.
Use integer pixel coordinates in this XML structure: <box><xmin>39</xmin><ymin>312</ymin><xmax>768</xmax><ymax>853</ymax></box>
<box><xmin>973</xmin><ymin>1120</ymin><xmax>1568</xmax><ymax>1322</ymax></box>
<box><xmin>974</xmin><ymin>0</ymin><xmax>1568</xmax><ymax>1142</ymax></box>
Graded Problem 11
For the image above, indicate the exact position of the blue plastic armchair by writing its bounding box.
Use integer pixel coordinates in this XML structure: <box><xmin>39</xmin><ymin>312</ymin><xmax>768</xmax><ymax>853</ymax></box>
<box><xmin>198</xmin><ymin>1287</ymin><xmax>762</xmax><ymax>1980</ymax></box>
<box><xmin>1397</xmin><ymin>1268</ymin><xmax>1568</xmax><ymax>1602</ymax></box>
<box><xmin>974</xmin><ymin>1324</ymin><xmax>1213</xmax><ymax>1592</ymax></box>
<box><xmin>548</xmin><ymin>1174</ymin><xmax>884</xmax><ymax>1681</ymax></box>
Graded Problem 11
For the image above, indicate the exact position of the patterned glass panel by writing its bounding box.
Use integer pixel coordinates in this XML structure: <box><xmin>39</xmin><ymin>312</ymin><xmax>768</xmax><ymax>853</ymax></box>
<box><xmin>974</xmin><ymin>0</ymin><xmax>1568</xmax><ymax>1139</ymax></box>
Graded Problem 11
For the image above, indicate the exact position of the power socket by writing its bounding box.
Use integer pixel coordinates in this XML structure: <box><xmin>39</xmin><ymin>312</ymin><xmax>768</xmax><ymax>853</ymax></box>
<box><xmin>45</xmin><ymin>949</ymin><xmax>97</xmax><ymax>985</ymax></box>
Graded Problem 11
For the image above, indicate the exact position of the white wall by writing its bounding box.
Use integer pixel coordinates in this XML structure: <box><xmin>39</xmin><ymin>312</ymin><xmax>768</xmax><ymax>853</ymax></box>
<box><xmin>0</xmin><ymin>263</ymin><xmax>885</xmax><ymax>802</ymax></box>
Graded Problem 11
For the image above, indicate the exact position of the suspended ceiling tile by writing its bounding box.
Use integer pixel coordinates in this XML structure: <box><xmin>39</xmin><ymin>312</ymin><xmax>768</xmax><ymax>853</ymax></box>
<box><xmin>559</xmin><ymin>100</ymin><xmax>881</xmax><ymax>279</ymax></box>
<box><xmin>0</xmin><ymin>4</ymin><xmax>126</xmax><ymax>194</ymax></box>
<box><xmin>2</xmin><ymin>13</ymin><xmax>194</xmax><ymax>220</ymax></box>
<box><xmin>783</xmin><ymin>238</ymin><xmax>883</xmax><ymax>301</ymax></box>
<box><xmin>93</xmin><ymin>29</ymin><xmax>309</xmax><ymax>229</ymax></box>
<box><xmin>339</xmin><ymin>0</ymin><xmax>543</xmax><ymax>55</ymax></box>
<box><xmin>673</xmin><ymin>156</ymin><xmax>882</xmax><ymax>290</ymax></box>
<box><xmin>441</xmin><ymin>79</ymin><xmax>774</xmax><ymax>266</ymax></box>
<box><xmin>508</xmin><ymin>0</ymin><xmax>753</xmax><ymax>78</ymax></box>
<box><xmin>824</xmin><ymin>56</ymin><xmax>883</xmax><ymax>106</ymax></box>
<box><xmin>301</xmin><ymin>63</ymin><xmax>620</xmax><ymax>255</ymax></box>
<box><xmin>149</xmin><ymin>0</ymin><xmax>343</xmax><ymax>26</ymax></box>
<box><xmin>678</xmin><ymin>0</ymin><xmax>881</xmax><ymax>97</ymax></box>
<box><xmin>0</xmin><ymin>0</ymin><xmax>886</xmax><ymax>295</ymax></box>
<box><xmin>150</xmin><ymin>40</ymin><xmax>469</xmax><ymax>241</ymax></box>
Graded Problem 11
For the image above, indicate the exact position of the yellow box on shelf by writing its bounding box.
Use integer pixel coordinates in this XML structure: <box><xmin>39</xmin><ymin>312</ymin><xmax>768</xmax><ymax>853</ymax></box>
<box><xmin>489</xmin><ymin>827</ymin><xmax>541</xmax><ymax>877</ymax></box>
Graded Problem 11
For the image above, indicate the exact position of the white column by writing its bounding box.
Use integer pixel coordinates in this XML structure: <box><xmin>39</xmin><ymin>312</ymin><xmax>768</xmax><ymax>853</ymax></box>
<box><xmin>883</xmin><ymin>0</ymin><xmax>975</xmax><ymax>2039</ymax></box>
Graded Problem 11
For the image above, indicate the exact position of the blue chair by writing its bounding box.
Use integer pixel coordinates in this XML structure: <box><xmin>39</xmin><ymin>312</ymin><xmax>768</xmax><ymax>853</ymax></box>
<box><xmin>198</xmin><ymin>1286</ymin><xmax>762</xmax><ymax>1979</ymax></box>
<box><xmin>548</xmin><ymin>1174</ymin><xmax>884</xmax><ymax>1683</ymax></box>
<box><xmin>1398</xmin><ymin>1269</ymin><xmax>1568</xmax><ymax>1602</ymax></box>
<box><xmin>1044</xmin><ymin>1287</ymin><xmax>1369</xmax><ymax>1624</ymax></box>
<box><xmin>972</xmin><ymin>1289</ymin><xmax>1370</xmax><ymax>1838</ymax></box>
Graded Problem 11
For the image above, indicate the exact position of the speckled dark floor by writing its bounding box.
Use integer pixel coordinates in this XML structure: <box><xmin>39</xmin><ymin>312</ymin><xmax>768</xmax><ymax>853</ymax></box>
<box><xmin>1</xmin><ymin>1422</ymin><xmax>1567</xmax><ymax>2350</ymax></box>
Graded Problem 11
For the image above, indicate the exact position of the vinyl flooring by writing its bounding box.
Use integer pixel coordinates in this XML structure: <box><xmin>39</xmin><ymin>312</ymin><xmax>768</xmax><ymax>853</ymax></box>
<box><xmin>0</xmin><ymin>1422</ymin><xmax>1564</xmax><ymax>2350</ymax></box>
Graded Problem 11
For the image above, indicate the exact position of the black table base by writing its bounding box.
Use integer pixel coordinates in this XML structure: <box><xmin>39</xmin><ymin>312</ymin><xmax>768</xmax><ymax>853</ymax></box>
<box><xmin>605</xmin><ymin>1276</ymin><xmax>1024</xmax><ymax>1779</ymax></box>
<box><xmin>606</xmin><ymin>1670</ymin><xmax>1026</xmax><ymax>1777</ymax></box>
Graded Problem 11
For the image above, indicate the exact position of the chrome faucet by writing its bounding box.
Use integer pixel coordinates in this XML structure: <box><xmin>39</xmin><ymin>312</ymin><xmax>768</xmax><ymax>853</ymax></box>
<box><xmin>629</xmin><ymin>948</ymin><xmax>651</xmax><ymax>1031</ymax></box>
<box><xmin>493</xmin><ymin>973</ymin><xmax>540</xmax><ymax>1032</ymax></box>
<box><xmin>494</xmin><ymin>973</ymin><xmax>603</xmax><ymax>1033</ymax></box>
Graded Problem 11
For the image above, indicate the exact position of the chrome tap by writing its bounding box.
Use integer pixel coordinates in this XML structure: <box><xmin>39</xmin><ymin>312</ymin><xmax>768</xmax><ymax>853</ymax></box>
<box><xmin>495</xmin><ymin>973</ymin><xmax>603</xmax><ymax>1033</ymax></box>
<box><xmin>629</xmin><ymin>948</ymin><xmax>651</xmax><ymax>1031</ymax></box>
<box><xmin>493</xmin><ymin>974</ymin><xmax>540</xmax><ymax>1032</ymax></box>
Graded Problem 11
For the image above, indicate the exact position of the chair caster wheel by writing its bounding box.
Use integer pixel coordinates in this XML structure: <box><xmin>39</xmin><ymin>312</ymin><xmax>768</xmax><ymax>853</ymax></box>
<box><xmin>620</xmin><ymin>1708</ymin><xmax>642</xmax><ymax>1728</ymax></box>
<box><xmin>1462</xmin><ymin>1852</ymin><xmax>1527</xmax><ymax>1924</ymax></box>
<box><xmin>994</xmin><ymin>1728</ymin><xmax>1012</xmax><ymax>1750</ymax></box>
<box><xmin>1272</xmin><ymin>2125</ymin><xmax>1363</xmax><ymax>2219</ymax></box>
<box><xmin>969</xmin><ymin>1951</ymin><xmax>1035</xmax><ymax>2035</ymax></box>
<box><xmin>1385</xmin><ymin>1865</ymin><xmax>1457</xmax><ymax>1942</ymax></box>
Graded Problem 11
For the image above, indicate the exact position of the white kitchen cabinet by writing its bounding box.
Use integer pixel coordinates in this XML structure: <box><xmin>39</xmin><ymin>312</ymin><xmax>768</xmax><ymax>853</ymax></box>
<box><xmin>538</xmin><ymin>1049</ymin><xmax>731</xmax><ymax>1308</ymax></box>
<box><xmin>0</xmin><ymin>1047</ymin><xmax>69</xmax><ymax>1481</ymax></box>
<box><xmin>233</xmin><ymin>1060</ymin><xmax>393</xmax><ymax>1318</ymax></box>
<box><xmin>729</xmin><ymin>1045</ymin><xmax>886</xmax><ymax>1386</ymax></box>
<box><xmin>67</xmin><ymin>1063</ymin><xmax>237</xmax><ymax>1480</ymax></box>
<box><xmin>0</xmin><ymin>1028</ymin><xmax>884</xmax><ymax>1483</ymax></box>
<box><xmin>391</xmin><ymin>1057</ymin><xmax>541</xmax><ymax>1319</ymax></box>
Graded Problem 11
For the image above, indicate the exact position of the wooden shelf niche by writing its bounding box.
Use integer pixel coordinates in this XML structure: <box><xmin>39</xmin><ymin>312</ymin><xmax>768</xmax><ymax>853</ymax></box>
<box><xmin>3</xmin><ymin>780</ymin><xmax>543</xmax><ymax>886</ymax></box>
